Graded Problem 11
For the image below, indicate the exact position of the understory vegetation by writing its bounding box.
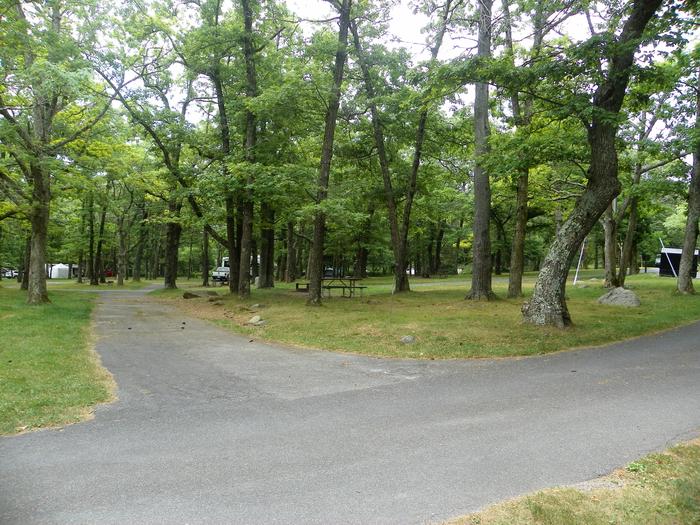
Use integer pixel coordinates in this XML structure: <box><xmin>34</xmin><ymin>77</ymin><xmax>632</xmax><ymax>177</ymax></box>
<box><xmin>155</xmin><ymin>271</ymin><xmax>700</xmax><ymax>359</ymax></box>
<box><xmin>449</xmin><ymin>439</ymin><xmax>700</xmax><ymax>525</ymax></box>
<box><xmin>0</xmin><ymin>287</ymin><xmax>114</xmax><ymax>435</ymax></box>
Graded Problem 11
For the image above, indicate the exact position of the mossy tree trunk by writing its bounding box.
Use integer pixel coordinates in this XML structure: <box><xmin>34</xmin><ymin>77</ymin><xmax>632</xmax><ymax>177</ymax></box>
<box><xmin>523</xmin><ymin>0</ymin><xmax>663</xmax><ymax>327</ymax></box>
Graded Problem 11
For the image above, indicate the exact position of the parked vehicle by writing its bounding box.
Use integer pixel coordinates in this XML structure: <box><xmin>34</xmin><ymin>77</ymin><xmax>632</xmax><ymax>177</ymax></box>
<box><xmin>1</xmin><ymin>268</ymin><xmax>18</xmax><ymax>278</ymax></box>
<box><xmin>212</xmin><ymin>257</ymin><xmax>230</xmax><ymax>283</ymax></box>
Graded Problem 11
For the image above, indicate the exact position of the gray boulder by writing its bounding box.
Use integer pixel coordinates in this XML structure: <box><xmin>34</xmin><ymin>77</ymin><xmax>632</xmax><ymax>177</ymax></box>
<box><xmin>400</xmin><ymin>335</ymin><xmax>416</xmax><ymax>345</ymax></box>
<box><xmin>247</xmin><ymin>315</ymin><xmax>262</xmax><ymax>325</ymax></box>
<box><xmin>597</xmin><ymin>287</ymin><xmax>641</xmax><ymax>307</ymax></box>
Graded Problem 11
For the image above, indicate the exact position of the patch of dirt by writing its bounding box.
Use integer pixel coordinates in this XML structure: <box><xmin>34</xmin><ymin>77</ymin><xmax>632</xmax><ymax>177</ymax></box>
<box><xmin>155</xmin><ymin>296</ymin><xmax>243</xmax><ymax>324</ymax></box>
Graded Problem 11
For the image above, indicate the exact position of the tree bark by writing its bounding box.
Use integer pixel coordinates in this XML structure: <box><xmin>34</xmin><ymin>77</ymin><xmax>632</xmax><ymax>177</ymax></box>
<box><xmin>307</xmin><ymin>0</ymin><xmax>351</xmax><ymax>305</ymax></box>
<box><xmin>435</xmin><ymin>222</ymin><xmax>444</xmax><ymax>274</ymax></box>
<box><xmin>27</xmin><ymin>161</ymin><xmax>50</xmax><ymax>304</ymax></box>
<box><xmin>285</xmin><ymin>222</ymin><xmax>296</xmax><ymax>282</ymax></box>
<box><xmin>94</xmin><ymin>204</ymin><xmax>107</xmax><ymax>286</ymax></box>
<box><xmin>508</xmin><ymin>168</ymin><xmax>529</xmax><ymax>297</ymax></box>
<box><xmin>678</xmin><ymin>66</ymin><xmax>700</xmax><ymax>293</ymax></box>
<box><xmin>258</xmin><ymin>202</ymin><xmax>275</xmax><ymax>288</ymax></box>
<box><xmin>133</xmin><ymin>203</ymin><xmax>147</xmax><ymax>282</ymax></box>
<box><xmin>163</xmin><ymin>200</ymin><xmax>182</xmax><ymax>289</ymax></box>
<box><xmin>226</xmin><ymin>196</ymin><xmax>239</xmax><ymax>294</ymax></box>
<box><xmin>21</xmin><ymin>235</ymin><xmax>30</xmax><ymax>290</ymax></box>
<box><xmin>116</xmin><ymin>215</ymin><xmax>127</xmax><ymax>286</ymax></box>
<box><xmin>603</xmin><ymin>204</ymin><xmax>619</xmax><ymax>287</ymax></box>
<box><xmin>617</xmin><ymin>198</ymin><xmax>638</xmax><ymax>287</ymax></box>
<box><xmin>201</xmin><ymin>227</ymin><xmax>210</xmax><ymax>287</ymax></box>
<box><xmin>523</xmin><ymin>0</ymin><xmax>662</xmax><ymax>326</ymax></box>
<box><xmin>238</xmin><ymin>0</ymin><xmax>259</xmax><ymax>298</ymax></box>
<box><xmin>467</xmin><ymin>0</ymin><xmax>495</xmax><ymax>300</ymax></box>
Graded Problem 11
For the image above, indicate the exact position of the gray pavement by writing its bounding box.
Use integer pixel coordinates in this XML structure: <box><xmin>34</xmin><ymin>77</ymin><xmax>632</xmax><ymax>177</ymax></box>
<box><xmin>1</xmin><ymin>286</ymin><xmax>699</xmax><ymax>524</ymax></box>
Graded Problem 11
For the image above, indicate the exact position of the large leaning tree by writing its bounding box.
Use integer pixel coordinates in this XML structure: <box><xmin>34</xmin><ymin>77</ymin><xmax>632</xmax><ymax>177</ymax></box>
<box><xmin>521</xmin><ymin>0</ymin><xmax>666</xmax><ymax>327</ymax></box>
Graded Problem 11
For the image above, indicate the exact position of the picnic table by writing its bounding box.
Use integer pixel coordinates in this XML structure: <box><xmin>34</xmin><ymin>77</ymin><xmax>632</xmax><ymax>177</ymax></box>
<box><xmin>295</xmin><ymin>277</ymin><xmax>366</xmax><ymax>297</ymax></box>
<box><xmin>322</xmin><ymin>277</ymin><xmax>365</xmax><ymax>297</ymax></box>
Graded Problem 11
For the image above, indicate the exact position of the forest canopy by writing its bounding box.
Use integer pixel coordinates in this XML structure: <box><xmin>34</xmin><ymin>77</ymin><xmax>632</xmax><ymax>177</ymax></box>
<box><xmin>0</xmin><ymin>0</ymin><xmax>698</xmax><ymax>326</ymax></box>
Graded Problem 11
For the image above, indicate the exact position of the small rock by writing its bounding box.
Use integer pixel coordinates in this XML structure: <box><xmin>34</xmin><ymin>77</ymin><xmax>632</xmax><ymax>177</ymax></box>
<box><xmin>254</xmin><ymin>320</ymin><xmax>266</xmax><ymax>326</ymax></box>
<box><xmin>251</xmin><ymin>303</ymin><xmax>264</xmax><ymax>309</ymax></box>
<box><xmin>247</xmin><ymin>315</ymin><xmax>262</xmax><ymax>325</ymax></box>
<box><xmin>400</xmin><ymin>335</ymin><xmax>416</xmax><ymax>345</ymax></box>
<box><xmin>183</xmin><ymin>292</ymin><xmax>201</xmax><ymax>299</ymax></box>
<box><xmin>597</xmin><ymin>287</ymin><xmax>641</xmax><ymax>307</ymax></box>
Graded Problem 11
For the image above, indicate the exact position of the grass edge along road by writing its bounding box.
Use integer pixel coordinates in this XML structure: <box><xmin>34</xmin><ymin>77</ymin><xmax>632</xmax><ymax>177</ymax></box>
<box><xmin>0</xmin><ymin>287</ymin><xmax>115</xmax><ymax>436</ymax></box>
<box><xmin>155</xmin><ymin>272</ymin><xmax>700</xmax><ymax>359</ymax></box>
<box><xmin>446</xmin><ymin>438</ymin><xmax>700</xmax><ymax>525</ymax></box>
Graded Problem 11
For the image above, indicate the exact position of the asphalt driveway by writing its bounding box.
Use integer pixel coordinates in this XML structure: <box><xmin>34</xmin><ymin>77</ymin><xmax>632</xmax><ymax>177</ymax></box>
<box><xmin>1</xmin><ymin>287</ymin><xmax>699</xmax><ymax>524</ymax></box>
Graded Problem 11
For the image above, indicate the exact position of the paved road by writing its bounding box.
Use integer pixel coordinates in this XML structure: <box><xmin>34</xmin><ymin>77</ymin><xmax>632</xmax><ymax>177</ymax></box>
<box><xmin>1</xmin><ymin>287</ymin><xmax>699</xmax><ymax>524</ymax></box>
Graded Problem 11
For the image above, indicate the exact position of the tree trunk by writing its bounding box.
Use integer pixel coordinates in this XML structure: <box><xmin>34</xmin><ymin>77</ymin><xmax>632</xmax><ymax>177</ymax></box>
<box><xmin>116</xmin><ymin>216</ymin><xmax>127</xmax><ymax>286</ymax></box>
<box><xmin>258</xmin><ymin>203</ymin><xmax>275</xmax><ymax>288</ymax></box>
<box><xmin>133</xmin><ymin>204</ymin><xmax>147</xmax><ymax>282</ymax></box>
<box><xmin>494</xmin><ymin>223</ymin><xmax>505</xmax><ymax>275</ymax></box>
<box><xmin>21</xmin><ymin>236</ymin><xmax>30</xmax><ymax>290</ymax></box>
<box><xmin>187</xmin><ymin>229</ymin><xmax>193</xmax><ymax>280</ymax></box>
<box><xmin>27</xmin><ymin>161</ymin><xmax>50</xmax><ymax>304</ymax></box>
<box><xmin>87</xmin><ymin>193</ymin><xmax>96</xmax><ymax>284</ymax></box>
<box><xmin>678</xmin><ymin>66</ymin><xmax>700</xmax><ymax>294</ymax></box>
<box><xmin>238</xmin><ymin>201</ymin><xmax>253</xmax><ymax>296</ymax></box>
<box><xmin>163</xmin><ymin>200</ymin><xmax>182</xmax><ymax>289</ymax></box>
<box><xmin>237</xmin><ymin>0</ymin><xmax>259</xmax><ymax>299</ymax></box>
<box><xmin>523</xmin><ymin>0</ymin><xmax>661</xmax><ymax>326</ymax></box>
<box><xmin>308</xmin><ymin>0</ymin><xmax>351</xmax><ymax>306</ymax></box>
<box><xmin>201</xmin><ymin>227</ymin><xmax>210</xmax><ymax>287</ymax></box>
<box><xmin>94</xmin><ymin>204</ymin><xmax>107</xmax><ymax>286</ymax></box>
<box><xmin>150</xmin><ymin>229</ymin><xmax>161</xmax><ymax>280</ymax></box>
<box><xmin>523</xmin><ymin>176</ymin><xmax>620</xmax><ymax>327</ymax></box>
<box><xmin>285</xmin><ymin>223</ymin><xmax>296</xmax><ymax>282</ymax></box>
<box><xmin>603</xmin><ymin>204</ymin><xmax>619</xmax><ymax>287</ymax></box>
<box><xmin>226</xmin><ymin>197</ymin><xmax>239</xmax><ymax>294</ymax></box>
<box><xmin>508</xmin><ymin>169</ymin><xmax>529</xmax><ymax>297</ymax></box>
<box><xmin>76</xmin><ymin>251</ymin><xmax>84</xmax><ymax>284</ymax></box>
<box><xmin>467</xmin><ymin>0</ymin><xmax>495</xmax><ymax>300</ymax></box>
<box><xmin>617</xmin><ymin>198</ymin><xmax>638</xmax><ymax>287</ymax></box>
<box><xmin>435</xmin><ymin>223</ymin><xmax>444</xmax><ymax>274</ymax></box>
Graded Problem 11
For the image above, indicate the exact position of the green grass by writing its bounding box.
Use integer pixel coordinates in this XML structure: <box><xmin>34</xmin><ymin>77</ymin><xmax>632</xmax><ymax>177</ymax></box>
<box><xmin>0</xmin><ymin>287</ymin><xmax>114</xmax><ymax>435</ymax></box>
<box><xmin>155</xmin><ymin>271</ymin><xmax>700</xmax><ymax>359</ymax></box>
<box><xmin>448</xmin><ymin>439</ymin><xmax>700</xmax><ymax>525</ymax></box>
<box><xmin>1</xmin><ymin>278</ymin><xmax>155</xmax><ymax>291</ymax></box>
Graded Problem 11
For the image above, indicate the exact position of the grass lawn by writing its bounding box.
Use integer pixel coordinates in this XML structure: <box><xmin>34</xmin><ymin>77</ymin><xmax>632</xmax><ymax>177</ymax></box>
<box><xmin>154</xmin><ymin>270</ymin><xmax>700</xmax><ymax>359</ymax></box>
<box><xmin>0</xmin><ymin>278</ymin><xmax>155</xmax><ymax>291</ymax></box>
<box><xmin>0</xmin><ymin>287</ymin><xmax>115</xmax><ymax>435</ymax></box>
<box><xmin>448</xmin><ymin>439</ymin><xmax>700</xmax><ymax>525</ymax></box>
